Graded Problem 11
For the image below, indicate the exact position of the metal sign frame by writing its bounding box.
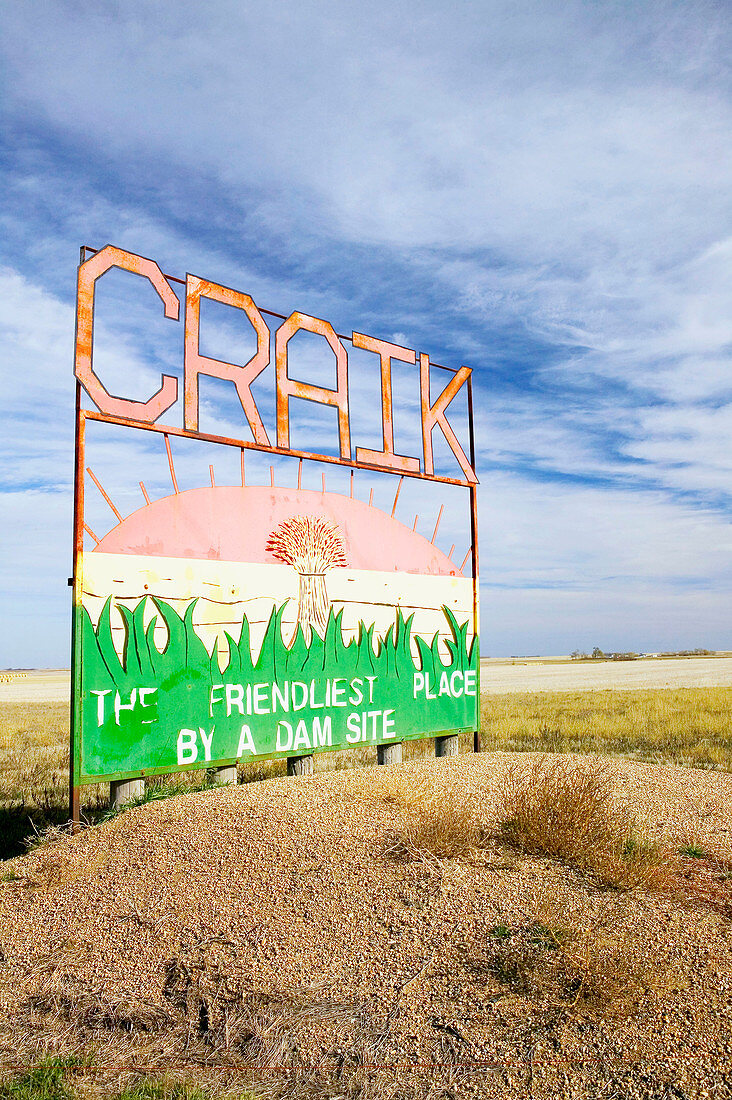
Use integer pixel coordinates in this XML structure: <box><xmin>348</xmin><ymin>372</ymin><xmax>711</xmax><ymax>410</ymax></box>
<box><xmin>70</xmin><ymin>245</ymin><xmax>479</xmax><ymax>822</ymax></box>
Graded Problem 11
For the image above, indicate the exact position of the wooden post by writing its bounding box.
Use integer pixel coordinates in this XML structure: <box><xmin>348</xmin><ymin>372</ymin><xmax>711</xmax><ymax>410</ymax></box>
<box><xmin>211</xmin><ymin>765</ymin><xmax>237</xmax><ymax>785</ymax></box>
<box><xmin>377</xmin><ymin>742</ymin><xmax>402</xmax><ymax>765</ymax></box>
<box><xmin>288</xmin><ymin>754</ymin><xmax>313</xmax><ymax>776</ymax></box>
<box><xmin>473</xmin><ymin>731</ymin><xmax>481</xmax><ymax>753</ymax></box>
<box><xmin>435</xmin><ymin>735</ymin><xmax>459</xmax><ymax>757</ymax></box>
<box><xmin>110</xmin><ymin>777</ymin><xmax>145</xmax><ymax>810</ymax></box>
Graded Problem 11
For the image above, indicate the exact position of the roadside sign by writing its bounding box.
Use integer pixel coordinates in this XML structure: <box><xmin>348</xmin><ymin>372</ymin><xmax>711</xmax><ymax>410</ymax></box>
<box><xmin>70</xmin><ymin>245</ymin><xmax>479</xmax><ymax>817</ymax></box>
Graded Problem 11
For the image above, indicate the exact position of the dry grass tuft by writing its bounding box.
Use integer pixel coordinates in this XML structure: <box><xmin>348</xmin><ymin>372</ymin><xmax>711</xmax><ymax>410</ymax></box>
<box><xmin>382</xmin><ymin>802</ymin><xmax>488</xmax><ymax>862</ymax></box>
<box><xmin>495</xmin><ymin>757</ymin><xmax>669</xmax><ymax>889</ymax></box>
<box><xmin>481</xmin><ymin>686</ymin><xmax>732</xmax><ymax>771</ymax></box>
<box><xmin>472</xmin><ymin>889</ymin><xmax>667</xmax><ymax>1020</ymax></box>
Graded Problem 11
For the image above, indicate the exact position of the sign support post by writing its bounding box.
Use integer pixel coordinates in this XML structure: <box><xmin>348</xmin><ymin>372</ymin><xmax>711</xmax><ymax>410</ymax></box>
<box><xmin>69</xmin><ymin>379</ymin><xmax>83</xmax><ymax>828</ymax></box>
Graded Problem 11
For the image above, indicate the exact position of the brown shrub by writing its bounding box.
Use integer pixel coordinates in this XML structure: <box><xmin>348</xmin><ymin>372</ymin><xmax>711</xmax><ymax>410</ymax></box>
<box><xmin>495</xmin><ymin>757</ymin><xmax>669</xmax><ymax>889</ymax></box>
<box><xmin>382</xmin><ymin>801</ymin><xmax>488</xmax><ymax>862</ymax></box>
<box><xmin>474</xmin><ymin>889</ymin><xmax>664</xmax><ymax>1019</ymax></box>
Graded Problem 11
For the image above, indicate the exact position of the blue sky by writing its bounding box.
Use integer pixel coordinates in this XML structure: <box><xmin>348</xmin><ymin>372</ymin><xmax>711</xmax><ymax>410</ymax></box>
<box><xmin>1</xmin><ymin>0</ymin><xmax>731</xmax><ymax>664</ymax></box>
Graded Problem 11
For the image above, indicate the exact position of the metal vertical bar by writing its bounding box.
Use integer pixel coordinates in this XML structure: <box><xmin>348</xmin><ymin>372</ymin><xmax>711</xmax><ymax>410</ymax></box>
<box><xmin>430</xmin><ymin>504</ymin><xmax>444</xmax><ymax>544</ymax></box>
<box><xmin>164</xmin><ymin>434</ymin><xmax>179</xmax><ymax>493</ymax></box>
<box><xmin>297</xmin><ymin>459</ymin><xmax>303</xmax><ymax>490</ymax></box>
<box><xmin>240</xmin><ymin>449</ymin><xmax>246</xmax><ymax>486</ymax></box>
<box><xmin>391</xmin><ymin>475</ymin><xmax>404</xmax><ymax>517</ymax></box>
<box><xmin>466</xmin><ymin>371</ymin><xmax>480</xmax><ymax>752</ymax></box>
<box><xmin>69</xmin><ymin>384</ymin><xmax>84</xmax><ymax>828</ymax></box>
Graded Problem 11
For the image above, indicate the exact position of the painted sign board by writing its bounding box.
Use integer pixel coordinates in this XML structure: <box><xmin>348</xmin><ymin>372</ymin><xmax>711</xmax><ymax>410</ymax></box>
<box><xmin>71</xmin><ymin>245</ymin><xmax>479</xmax><ymax>816</ymax></box>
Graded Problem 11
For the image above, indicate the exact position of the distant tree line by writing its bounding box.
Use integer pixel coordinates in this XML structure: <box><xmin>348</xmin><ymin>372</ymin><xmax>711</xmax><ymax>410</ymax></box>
<box><xmin>570</xmin><ymin>647</ymin><xmax>713</xmax><ymax>661</ymax></box>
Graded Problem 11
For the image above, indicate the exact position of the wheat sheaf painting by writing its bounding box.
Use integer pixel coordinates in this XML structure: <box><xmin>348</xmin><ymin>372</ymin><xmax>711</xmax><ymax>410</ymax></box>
<box><xmin>77</xmin><ymin>481</ymin><xmax>478</xmax><ymax>781</ymax></box>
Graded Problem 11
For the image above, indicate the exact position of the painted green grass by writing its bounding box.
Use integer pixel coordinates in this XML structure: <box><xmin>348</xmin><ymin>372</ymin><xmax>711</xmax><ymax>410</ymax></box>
<box><xmin>77</xmin><ymin>598</ymin><xmax>478</xmax><ymax>780</ymax></box>
<box><xmin>83</xmin><ymin>597</ymin><xmax>474</xmax><ymax>688</ymax></box>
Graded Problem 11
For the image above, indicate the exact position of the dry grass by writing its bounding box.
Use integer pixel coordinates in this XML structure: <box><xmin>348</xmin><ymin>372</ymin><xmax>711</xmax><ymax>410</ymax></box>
<box><xmin>494</xmin><ymin>757</ymin><xmax>669</xmax><ymax>889</ymax></box>
<box><xmin>481</xmin><ymin>686</ymin><xmax>732</xmax><ymax>770</ymax></box>
<box><xmin>0</xmin><ymin>703</ymin><xmax>106</xmax><ymax>860</ymax></box>
<box><xmin>380</xmin><ymin>756</ymin><xmax>668</xmax><ymax>891</ymax></box>
<box><xmin>382</xmin><ymin>802</ymin><xmax>488</xmax><ymax>862</ymax></box>
<box><xmin>473</xmin><ymin>887</ymin><xmax>665</xmax><ymax>1020</ymax></box>
<box><xmin>378</xmin><ymin>763</ymin><xmax>688</xmax><ymax>1024</ymax></box>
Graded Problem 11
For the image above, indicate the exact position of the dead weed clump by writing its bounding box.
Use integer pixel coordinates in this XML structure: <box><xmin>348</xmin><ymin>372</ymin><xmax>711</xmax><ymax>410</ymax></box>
<box><xmin>495</xmin><ymin>758</ymin><xmax>668</xmax><ymax>890</ymax></box>
<box><xmin>382</xmin><ymin>802</ymin><xmax>488</xmax><ymax>863</ymax></box>
<box><xmin>471</xmin><ymin>891</ymin><xmax>664</xmax><ymax>1020</ymax></box>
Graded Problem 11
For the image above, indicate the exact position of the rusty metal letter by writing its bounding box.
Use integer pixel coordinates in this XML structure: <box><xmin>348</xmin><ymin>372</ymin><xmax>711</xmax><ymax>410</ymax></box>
<box><xmin>184</xmin><ymin>276</ymin><xmax>271</xmax><ymax>444</ymax></box>
<box><xmin>420</xmin><ymin>355</ymin><xmax>477</xmax><ymax>483</ymax></box>
<box><xmin>74</xmin><ymin>245</ymin><xmax>179</xmax><ymax>421</ymax></box>
<box><xmin>352</xmin><ymin>332</ymin><xmax>420</xmax><ymax>473</ymax></box>
<box><xmin>275</xmin><ymin>313</ymin><xmax>350</xmax><ymax>459</ymax></box>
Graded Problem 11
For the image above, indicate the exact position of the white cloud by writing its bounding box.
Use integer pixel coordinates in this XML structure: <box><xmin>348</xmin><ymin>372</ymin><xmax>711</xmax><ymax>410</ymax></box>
<box><xmin>481</xmin><ymin>473</ymin><xmax>732</xmax><ymax>589</ymax></box>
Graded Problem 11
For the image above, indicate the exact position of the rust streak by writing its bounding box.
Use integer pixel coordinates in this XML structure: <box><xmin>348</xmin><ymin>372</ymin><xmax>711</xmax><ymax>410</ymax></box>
<box><xmin>184</xmin><ymin>274</ymin><xmax>270</xmax><ymax>442</ymax></box>
<box><xmin>85</xmin><ymin>467</ymin><xmax>123</xmax><ymax>522</ymax></box>
<box><xmin>164</xmin><ymin>434</ymin><xmax>179</xmax><ymax>494</ymax></box>
<box><xmin>275</xmin><ymin>311</ymin><xmax>351</xmax><ymax>459</ymax></box>
<box><xmin>75</xmin><ymin>246</ymin><xmax>179</xmax><ymax>423</ymax></box>
<box><xmin>352</xmin><ymin>331</ymin><xmax>419</xmax><ymax>472</ymax></box>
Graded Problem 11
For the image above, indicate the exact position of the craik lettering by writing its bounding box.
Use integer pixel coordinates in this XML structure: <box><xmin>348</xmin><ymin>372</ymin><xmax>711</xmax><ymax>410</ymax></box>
<box><xmin>74</xmin><ymin>245</ymin><xmax>477</xmax><ymax>484</ymax></box>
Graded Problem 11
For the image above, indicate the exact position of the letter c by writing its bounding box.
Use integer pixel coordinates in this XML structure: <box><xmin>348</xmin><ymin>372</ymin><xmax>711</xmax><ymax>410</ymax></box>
<box><xmin>74</xmin><ymin>245</ymin><xmax>179</xmax><ymax>421</ymax></box>
<box><xmin>450</xmin><ymin>670</ymin><xmax>464</xmax><ymax>697</ymax></box>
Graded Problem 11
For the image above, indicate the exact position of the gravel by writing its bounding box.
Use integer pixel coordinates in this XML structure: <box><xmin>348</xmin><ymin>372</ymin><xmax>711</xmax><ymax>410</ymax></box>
<box><xmin>0</xmin><ymin>752</ymin><xmax>730</xmax><ymax>1099</ymax></box>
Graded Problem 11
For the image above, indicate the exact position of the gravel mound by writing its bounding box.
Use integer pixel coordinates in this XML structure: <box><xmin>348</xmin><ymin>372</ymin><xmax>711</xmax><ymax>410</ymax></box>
<box><xmin>1</xmin><ymin>753</ymin><xmax>731</xmax><ymax>1099</ymax></box>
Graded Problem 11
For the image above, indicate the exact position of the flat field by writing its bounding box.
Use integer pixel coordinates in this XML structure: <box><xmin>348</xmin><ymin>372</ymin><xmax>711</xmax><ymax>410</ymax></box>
<box><xmin>481</xmin><ymin>654</ymin><xmax>732</xmax><ymax>692</ymax></box>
